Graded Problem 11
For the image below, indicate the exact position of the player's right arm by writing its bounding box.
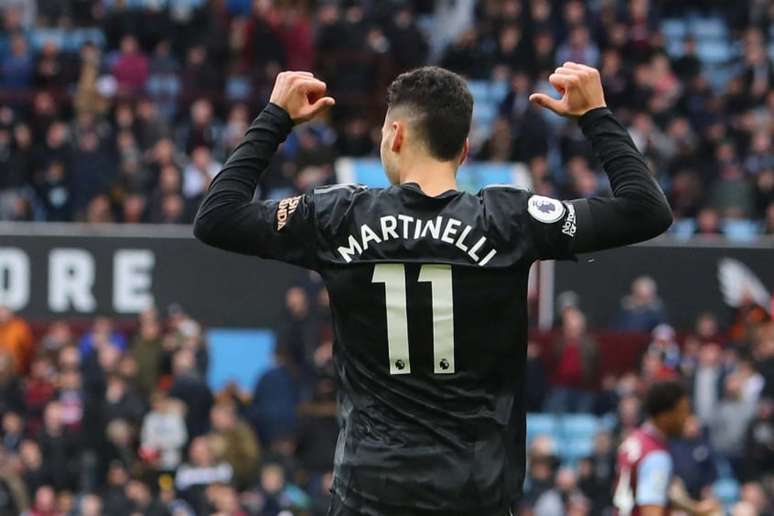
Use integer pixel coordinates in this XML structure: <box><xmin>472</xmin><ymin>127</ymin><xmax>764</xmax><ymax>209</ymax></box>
<box><xmin>529</xmin><ymin>63</ymin><xmax>673</xmax><ymax>255</ymax></box>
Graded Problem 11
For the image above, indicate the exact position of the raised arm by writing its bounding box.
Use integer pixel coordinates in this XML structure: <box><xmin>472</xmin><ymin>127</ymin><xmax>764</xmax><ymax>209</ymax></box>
<box><xmin>193</xmin><ymin>72</ymin><xmax>334</xmax><ymax>261</ymax></box>
<box><xmin>530</xmin><ymin>62</ymin><xmax>673</xmax><ymax>254</ymax></box>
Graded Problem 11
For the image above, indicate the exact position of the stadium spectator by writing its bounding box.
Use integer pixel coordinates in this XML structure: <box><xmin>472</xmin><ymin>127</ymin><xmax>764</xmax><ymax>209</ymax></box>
<box><xmin>645</xmin><ymin>324</ymin><xmax>681</xmax><ymax>372</ymax></box>
<box><xmin>249</xmin><ymin>344</ymin><xmax>300</xmax><ymax>448</ymax></box>
<box><xmin>613</xmin><ymin>276</ymin><xmax>667</xmax><ymax>332</ymax></box>
<box><xmin>139</xmin><ymin>390</ymin><xmax>187</xmax><ymax>475</ymax></box>
<box><xmin>0</xmin><ymin>33</ymin><xmax>33</xmax><ymax>89</ymax></box>
<box><xmin>0</xmin><ymin>1</ymin><xmax>770</xmax><ymax>512</ymax></box>
<box><xmin>168</xmin><ymin>348</ymin><xmax>212</xmax><ymax>439</ymax></box>
<box><xmin>545</xmin><ymin>307</ymin><xmax>599</xmax><ymax>413</ymax></box>
<box><xmin>0</xmin><ymin>307</ymin><xmax>33</xmax><ymax>374</ymax></box>
<box><xmin>709</xmin><ymin>374</ymin><xmax>759</xmax><ymax>477</ymax></box>
<box><xmin>207</xmin><ymin>399</ymin><xmax>259</xmax><ymax>490</ymax></box>
<box><xmin>669</xmin><ymin>415</ymin><xmax>718</xmax><ymax>500</ymax></box>
<box><xmin>578</xmin><ymin>432</ymin><xmax>616</xmax><ymax>514</ymax></box>
<box><xmin>111</xmin><ymin>35</ymin><xmax>149</xmax><ymax>95</ymax></box>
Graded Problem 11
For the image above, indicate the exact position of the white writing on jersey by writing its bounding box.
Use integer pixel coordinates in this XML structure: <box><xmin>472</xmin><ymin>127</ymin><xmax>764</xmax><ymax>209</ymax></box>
<box><xmin>337</xmin><ymin>214</ymin><xmax>498</xmax><ymax>266</ymax></box>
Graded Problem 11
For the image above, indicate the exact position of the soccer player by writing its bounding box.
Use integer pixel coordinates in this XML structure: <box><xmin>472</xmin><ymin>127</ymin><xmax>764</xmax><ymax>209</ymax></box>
<box><xmin>613</xmin><ymin>381</ymin><xmax>719</xmax><ymax>516</ymax></box>
<box><xmin>194</xmin><ymin>64</ymin><xmax>673</xmax><ymax>515</ymax></box>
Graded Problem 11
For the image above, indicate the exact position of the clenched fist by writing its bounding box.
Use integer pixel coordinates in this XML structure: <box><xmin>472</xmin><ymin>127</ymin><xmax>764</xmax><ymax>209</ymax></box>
<box><xmin>269</xmin><ymin>71</ymin><xmax>335</xmax><ymax>124</ymax></box>
<box><xmin>529</xmin><ymin>62</ymin><xmax>606</xmax><ymax>117</ymax></box>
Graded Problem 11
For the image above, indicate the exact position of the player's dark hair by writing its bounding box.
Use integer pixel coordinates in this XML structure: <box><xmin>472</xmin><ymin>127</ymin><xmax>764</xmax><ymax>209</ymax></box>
<box><xmin>644</xmin><ymin>380</ymin><xmax>687</xmax><ymax>418</ymax></box>
<box><xmin>386</xmin><ymin>66</ymin><xmax>473</xmax><ymax>161</ymax></box>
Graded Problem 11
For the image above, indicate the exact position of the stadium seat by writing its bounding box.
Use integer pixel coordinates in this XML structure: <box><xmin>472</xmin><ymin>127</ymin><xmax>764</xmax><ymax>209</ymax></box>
<box><xmin>598</xmin><ymin>413</ymin><xmax>618</xmax><ymax>431</ymax></box>
<box><xmin>670</xmin><ymin>218</ymin><xmax>697</xmax><ymax>239</ymax></box>
<box><xmin>689</xmin><ymin>18</ymin><xmax>728</xmax><ymax>40</ymax></box>
<box><xmin>696</xmin><ymin>40</ymin><xmax>733</xmax><ymax>64</ymax></box>
<box><xmin>559</xmin><ymin>414</ymin><xmax>599</xmax><ymax>440</ymax></box>
<box><xmin>723</xmin><ymin>220</ymin><xmax>763</xmax><ymax>242</ymax></box>
<box><xmin>31</xmin><ymin>28</ymin><xmax>106</xmax><ymax>52</ymax></box>
<box><xmin>661</xmin><ymin>19</ymin><xmax>687</xmax><ymax>41</ymax></box>
<box><xmin>557</xmin><ymin>437</ymin><xmax>594</xmax><ymax>463</ymax></box>
<box><xmin>526</xmin><ymin>413</ymin><xmax>557</xmax><ymax>441</ymax></box>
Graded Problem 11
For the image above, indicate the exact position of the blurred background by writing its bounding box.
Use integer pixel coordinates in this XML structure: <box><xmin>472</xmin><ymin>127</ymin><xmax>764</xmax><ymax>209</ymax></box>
<box><xmin>0</xmin><ymin>0</ymin><xmax>772</xmax><ymax>515</ymax></box>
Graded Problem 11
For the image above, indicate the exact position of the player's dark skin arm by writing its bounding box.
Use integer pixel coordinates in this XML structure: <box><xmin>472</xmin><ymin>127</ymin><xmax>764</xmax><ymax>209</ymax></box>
<box><xmin>531</xmin><ymin>62</ymin><xmax>673</xmax><ymax>253</ymax></box>
<box><xmin>193</xmin><ymin>71</ymin><xmax>334</xmax><ymax>254</ymax></box>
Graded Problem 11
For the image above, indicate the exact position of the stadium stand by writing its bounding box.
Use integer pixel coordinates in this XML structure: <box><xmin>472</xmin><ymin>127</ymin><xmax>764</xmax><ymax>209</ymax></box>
<box><xmin>0</xmin><ymin>1</ymin><xmax>772</xmax><ymax>515</ymax></box>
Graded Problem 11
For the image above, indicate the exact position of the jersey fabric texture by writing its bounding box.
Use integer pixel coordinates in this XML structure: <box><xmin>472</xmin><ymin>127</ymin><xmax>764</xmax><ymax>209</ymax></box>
<box><xmin>194</xmin><ymin>102</ymin><xmax>673</xmax><ymax>516</ymax></box>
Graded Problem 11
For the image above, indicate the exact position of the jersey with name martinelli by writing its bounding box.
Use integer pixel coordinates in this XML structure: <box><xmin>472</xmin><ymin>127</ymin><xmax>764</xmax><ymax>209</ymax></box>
<box><xmin>262</xmin><ymin>181</ymin><xmax>579</xmax><ymax>514</ymax></box>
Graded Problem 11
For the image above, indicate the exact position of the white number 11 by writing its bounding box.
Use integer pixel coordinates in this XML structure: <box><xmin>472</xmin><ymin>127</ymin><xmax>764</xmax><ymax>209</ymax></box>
<box><xmin>371</xmin><ymin>264</ymin><xmax>455</xmax><ymax>375</ymax></box>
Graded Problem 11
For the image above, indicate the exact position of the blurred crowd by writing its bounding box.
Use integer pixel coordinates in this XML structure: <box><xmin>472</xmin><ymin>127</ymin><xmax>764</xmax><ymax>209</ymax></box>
<box><xmin>524</xmin><ymin>274</ymin><xmax>774</xmax><ymax>515</ymax></box>
<box><xmin>0</xmin><ymin>272</ymin><xmax>771</xmax><ymax>515</ymax></box>
<box><xmin>0</xmin><ymin>0</ymin><xmax>771</xmax><ymax>235</ymax></box>
<box><xmin>0</xmin><ymin>284</ymin><xmax>338</xmax><ymax>516</ymax></box>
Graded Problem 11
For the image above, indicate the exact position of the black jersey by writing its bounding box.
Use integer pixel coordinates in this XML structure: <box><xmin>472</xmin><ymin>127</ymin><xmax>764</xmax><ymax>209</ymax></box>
<box><xmin>194</xmin><ymin>103</ymin><xmax>672</xmax><ymax>516</ymax></box>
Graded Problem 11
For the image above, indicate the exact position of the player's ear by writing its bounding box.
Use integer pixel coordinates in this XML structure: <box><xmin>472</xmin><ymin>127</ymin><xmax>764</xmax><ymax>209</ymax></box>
<box><xmin>458</xmin><ymin>138</ymin><xmax>470</xmax><ymax>165</ymax></box>
<box><xmin>390</xmin><ymin>121</ymin><xmax>403</xmax><ymax>153</ymax></box>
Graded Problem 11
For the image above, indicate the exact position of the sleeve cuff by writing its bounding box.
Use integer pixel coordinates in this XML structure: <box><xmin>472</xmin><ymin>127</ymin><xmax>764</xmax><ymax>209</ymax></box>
<box><xmin>578</xmin><ymin>106</ymin><xmax>613</xmax><ymax>133</ymax></box>
<box><xmin>264</xmin><ymin>102</ymin><xmax>293</xmax><ymax>126</ymax></box>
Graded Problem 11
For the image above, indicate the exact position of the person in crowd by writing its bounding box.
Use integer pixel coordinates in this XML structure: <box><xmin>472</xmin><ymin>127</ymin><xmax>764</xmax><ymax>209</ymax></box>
<box><xmin>207</xmin><ymin>400</ymin><xmax>259</xmax><ymax>490</ymax></box>
<box><xmin>0</xmin><ymin>307</ymin><xmax>33</xmax><ymax>375</ymax></box>
<box><xmin>545</xmin><ymin>307</ymin><xmax>599</xmax><ymax>413</ymax></box>
<box><xmin>709</xmin><ymin>374</ymin><xmax>759</xmax><ymax>478</ymax></box>
<box><xmin>175</xmin><ymin>436</ymin><xmax>234</xmax><ymax>513</ymax></box>
<box><xmin>168</xmin><ymin>348</ymin><xmax>212</xmax><ymax>439</ymax></box>
<box><xmin>613</xmin><ymin>276</ymin><xmax>668</xmax><ymax>332</ymax></box>
<box><xmin>249</xmin><ymin>344</ymin><xmax>300</xmax><ymax>448</ymax></box>
<box><xmin>0</xmin><ymin>0</ymin><xmax>770</xmax><ymax>513</ymax></box>
<box><xmin>669</xmin><ymin>415</ymin><xmax>718</xmax><ymax>500</ymax></box>
<box><xmin>140</xmin><ymin>390</ymin><xmax>187</xmax><ymax>475</ymax></box>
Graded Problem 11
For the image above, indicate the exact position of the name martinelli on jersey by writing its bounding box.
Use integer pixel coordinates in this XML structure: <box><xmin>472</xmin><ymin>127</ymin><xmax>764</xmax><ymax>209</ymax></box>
<box><xmin>337</xmin><ymin>214</ymin><xmax>498</xmax><ymax>266</ymax></box>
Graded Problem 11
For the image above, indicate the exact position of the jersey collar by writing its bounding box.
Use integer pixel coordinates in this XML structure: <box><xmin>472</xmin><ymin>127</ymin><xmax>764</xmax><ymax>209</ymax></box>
<box><xmin>400</xmin><ymin>182</ymin><xmax>459</xmax><ymax>199</ymax></box>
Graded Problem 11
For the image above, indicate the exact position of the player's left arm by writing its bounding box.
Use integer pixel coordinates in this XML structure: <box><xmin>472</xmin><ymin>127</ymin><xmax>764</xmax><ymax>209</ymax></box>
<box><xmin>193</xmin><ymin>72</ymin><xmax>335</xmax><ymax>266</ymax></box>
<box><xmin>529</xmin><ymin>63</ymin><xmax>672</xmax><ymax>257</ymax></box>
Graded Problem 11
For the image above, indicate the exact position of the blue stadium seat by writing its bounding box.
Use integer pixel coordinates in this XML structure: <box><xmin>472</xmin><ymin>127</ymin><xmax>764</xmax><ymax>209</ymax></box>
<box><xmin>661</xmin><ymin>19</ymin><xmax>687</xmax><ymax>41</ymax></box>
<box><xmin>670</xmin><ymin>218</ymin><xmax>697</xmax><ymax>239</ymax></box>
<box><xmin>665</xmin><ymin>40</ymin><xmax>684</xmax><ymax>58</ymax></box>
<box><xmin>696</xmin><ymin>40</ymin><xmax>733</xmax><ymax>64</ymax></box>
<box><xmin>689</xmin><ymin>18</ymin><xmax>728</xmax><ymax>40</ymax></box>
<box><xmin>526</xmin><ymin>413</ymin><xmax>557</xmax><ymax>441</ymax></box>
<box><xmin>31</xmin><ymin>28</ymin><xmax>106</xmax><ymax>52</ymax></box>
<box><xmin>467</xmin><ymin>80</ymin><xmax>490</xmax><ymax>101</ymax></box>
<box><xmin>598</xmin><ymin>413</ymin><xmax>617</xmax><ymax>431</ymax></box>
<box><xmin>559</xmin><ymin>414</ymin><xmax>599</xmax><ymax>440</ymax></box>
<box><xmin>472</xmin><ymin>102</ymin><xmax>498</xmax><ymax>124</ymax></box>
<box><xmin>723</xmin><ymin>220</ymin><xmax>762</xmax><ymax>242</ymax></box>
<box><xmin>557</xmin><ymin>437</ymin><xmax>593</xmax><ymax>463</ymax></box>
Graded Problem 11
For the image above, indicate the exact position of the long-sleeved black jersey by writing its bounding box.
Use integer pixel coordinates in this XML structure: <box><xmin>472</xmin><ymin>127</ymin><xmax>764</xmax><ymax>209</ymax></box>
<box><xmin>194</xmin><ymin>103</ymin><xmax>672</xmax><ymax>516</ymax></box>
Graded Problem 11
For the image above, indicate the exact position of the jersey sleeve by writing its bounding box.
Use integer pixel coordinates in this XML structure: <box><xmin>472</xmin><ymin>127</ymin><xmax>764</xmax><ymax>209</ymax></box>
<box><xmin>522</xmin><ymin>194</ymin><xmax>589</xmax><ymax>261</ymax></box>
<box><xmin>635</xmin><ymin>450</ymin><xmax>672</xmax><ymax>507</ymax></box>
<box><xmin>193</xmin><ymin>103</ymin><xmax>320</xmax><ymax>270</ymax></box>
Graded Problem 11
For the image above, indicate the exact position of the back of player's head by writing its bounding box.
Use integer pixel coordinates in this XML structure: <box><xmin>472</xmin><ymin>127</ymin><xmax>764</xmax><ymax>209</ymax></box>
<box><xmin>386</xmin><ymin>66</ymin><xmax>473</xmax><ymax>161</ymax></box>
<box><xmin>644</xmin><ymin>380</ymin><xmax>687</xmax><ymax>418</ymax></box>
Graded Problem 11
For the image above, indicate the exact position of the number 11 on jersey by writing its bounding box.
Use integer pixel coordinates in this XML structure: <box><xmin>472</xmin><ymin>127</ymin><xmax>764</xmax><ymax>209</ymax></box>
<box><xmin>371</xmin><ymin>264</ymin><xmax>455</xmax><ymax>375</ymax></box>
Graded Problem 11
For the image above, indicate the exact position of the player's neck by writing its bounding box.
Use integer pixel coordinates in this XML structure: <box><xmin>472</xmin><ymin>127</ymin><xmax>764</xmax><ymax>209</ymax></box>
<box><xmin>644</xmin><ymin>420</ymin><xmax>667</xmax><ymax>441</ymax></box>
<box><xmin>399</xmin><ymin>161</ymin><xmax>458</xmax><ymax>197</ymax></box>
